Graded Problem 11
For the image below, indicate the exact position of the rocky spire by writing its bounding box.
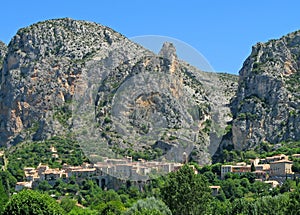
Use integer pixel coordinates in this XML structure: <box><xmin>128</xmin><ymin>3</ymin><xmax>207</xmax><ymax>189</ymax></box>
<box><xmin>159</xmin><ymin>42</ymin><xmax>177</xmax><ymax>61</ymax></box>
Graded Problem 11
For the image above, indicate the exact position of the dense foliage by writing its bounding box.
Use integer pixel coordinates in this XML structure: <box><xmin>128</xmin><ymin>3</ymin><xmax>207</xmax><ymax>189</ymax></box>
<box><xmin>0</xmin><ymin>163</ymin><xmax>300</xmax><ymax>214</ymax></box>
<box><xmin>6</xmin><ymin>136</ymin><xmax>88</xmax><ymax>181</ymax></box>
<box><xmin>161</xmin><ymin>165</ymin><xmax>211</xmax><ymax>215</ymax></box>
<box><xmin>3</xmin><ymin>189</ymin><xmax>65</xmax><ymax>215</ymax></box>
<box><xmin>1</xmin><ymin>137</ymin><xmax>300</xmax><ymax>214</ymax></box>
<box><xmin>0</xmin><ymin>178</ymin><xmax>8</xmax><ymax>214</ymax></box>
<box><xmin>220</xmin><ymin>140</ymin><xmax>300</xmax><ymax>163</ymax></box>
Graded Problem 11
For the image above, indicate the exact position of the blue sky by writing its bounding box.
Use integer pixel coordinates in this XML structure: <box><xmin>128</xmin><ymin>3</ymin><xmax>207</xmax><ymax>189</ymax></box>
<box><xmin>1</xmin><ymin>1</ymin><xmax>300</xmax><ymax>74</ymax></box>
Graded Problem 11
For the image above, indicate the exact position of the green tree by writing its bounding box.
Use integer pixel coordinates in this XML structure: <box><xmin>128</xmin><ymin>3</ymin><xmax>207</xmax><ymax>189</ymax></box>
<box><xmin>231</xmin><ymin>198</ymin><xmax>256</xmax><ymax>215</ymax></box>
<box><xmin>241</xmin><ymin>172</ymin><xmax>256</xmax><ymax>183</ymax></box>
<box><xmin>250</xmin><ymin>181</ymin><xmax>270</xmax><ymax>197</ymax></box>
<box><xmin>203</xmin><ymin>171</ymin><xmax>217</xmax><ymax>184</ymax></box>
<box><xmin>199</xmin><ymin>165</ymin><xmax>211</xmax><ymax>174</ymax></box>
<box><xmin>221</xmin><ymin>179</ymin><xmax>243</xmax><ymax>200</ymax></box>
<box><xmin>215</xmin><ymin>189</ymin><xmax>227</xmax><ymax>202</ymax></box>
<box><xmin>37</xmin><ymin>180</ymin><xmax>53</xmax><ymax>191</ymax></box>
<box><xmin>0</xmin><ymin>171</ymin><xmax>17</xmax><ymax>194</ymax></box>
<box><xmin>251</xmin><ymin>163</ymin><xmax>256</xmax><ymax>172</ymax></box>
<box><xmin>287</xmin><ymin>188</ymin><xmax>300</xmax><ymax>215</ymax></box>
<box><xmin>292</xmin><ymin>161</ymin><xmax>300</xmax><ymax>173</ymax></box>
<box><xmin>211</xmin><ymin>163</ymin><xmax>222</xmax><ymax>176</ymax></box>
<box><xmin>210</xmin><ymin>200</ymin><xmax>232</xmax><ymax>215</ymax></box>
<box><xmin>90</xmin><ymin>189</ymin><xmax>120</xmax><ymax>209</ymax></box>
<box><xmin>3</xmin><ymin>189</ymin><xmax>65</xmax><ymax>215</ymax></box>
<box><xmin>161</xmin><ymin>165</ymin><xmax>211</xmax><ymax>215</ymax></box>
<box><xmin>255</xmin><ymin>194</ymin><xmax>289</xmax><ymax>215</ymax></box>
<box><xmin>0</xmin><ymin>178</ymin><xmax>9</xmax><ymax>214</ymax></box>
<box><xmin>127</xmin><ymin>186</ymin><xmax>142</xmax><ymax>200</ymax></box>
<box><xmin>240</xmin><ymin>177</ymin><xmax>250</xmax><ymax>189</ymax></box>
<box><xmin>125</xmin><ymin>197</ymin><xmax>171</xmax><ymax>215</ymax></box>
<box><xmin>101</xmin><ymin>189</ymin><xmax>121</xmax><ymax>203</ymax></box>
<box><xmin>280</xmin><ymin>180</ymin><xmax>295</xmax><ymax>194</ymax></box>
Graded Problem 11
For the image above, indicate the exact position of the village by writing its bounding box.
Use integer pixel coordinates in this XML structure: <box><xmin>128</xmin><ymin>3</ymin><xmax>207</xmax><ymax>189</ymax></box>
<box><xmin>13</xmin><ymin>145</ymin><xmax>300</xmax><ymax>193</ymax></box>
<box><xmin>15</xmin><ymin>146</ymin><xmax>185</xmax><ymax>191</ymax></box>
<box><xmin>221</xmin><ymin>153</ymin><xmax>300</xmax><ymax>187</ymax></box>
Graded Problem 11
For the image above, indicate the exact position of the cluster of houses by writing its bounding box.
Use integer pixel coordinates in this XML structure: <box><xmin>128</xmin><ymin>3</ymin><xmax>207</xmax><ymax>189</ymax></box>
<box><xmin>221</xmin><ymin>154</ymin><xmax>299</xmax><ymax>187</ymax></box>
<box><xmin>208</xmin><ymin>154</ymin><xmax>298</xmax><ymax>196</ymax></box>
<box><xmin>15</xmin><ymin>146</ymin><xmax>184</xmax><ymax>191</ymax></box>
<box><xmin>95</xmin><ymin>156</ymin><xmax>184</xmax><ymax>181</ymax></box>
<box><xmin>15</xmin><ymin>162</ymin><xmax>98</xmax><ymax>191</ymax></box>
<box><xmin>14</xmin><ymin>146</ymin><xmax>300</xmax><ymax>193</ymax></box>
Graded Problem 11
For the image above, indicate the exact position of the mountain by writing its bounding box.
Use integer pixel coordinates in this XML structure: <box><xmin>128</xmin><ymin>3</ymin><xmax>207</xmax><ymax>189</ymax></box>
<box><xmin>0</xmin><ymin>18</ymin><xmax>150</xmax><ymax>144</ymax></box>
<box><xmin>0</xmin><ymin>18</ymin><xmax>237</xmax><ymax>165</ymax></box>
<box><xmin>214</xmin><ymin>30</ymin><xmax>300</xmax><ymax>160</ymax></box>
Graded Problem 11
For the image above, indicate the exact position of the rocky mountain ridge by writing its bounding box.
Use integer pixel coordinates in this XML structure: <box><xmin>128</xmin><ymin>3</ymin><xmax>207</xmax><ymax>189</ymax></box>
<box><xmin>0</xmin><ymin>18</ymin><xmax>238</xmax><ymax>165</ymax></box>
<box><xmin>4</xmin><ymin>18</ymin><xmax>300</xmax><ymax>165</ymax></box>
<box><xmin>0</xmin><ymin>18</ymin><xmax>150</xmax><ymax>144</ymax></box>
<box><xmin>213</xmin><ymin>30</ymin><xmax>300</xmax><ymax>161</ymax></box>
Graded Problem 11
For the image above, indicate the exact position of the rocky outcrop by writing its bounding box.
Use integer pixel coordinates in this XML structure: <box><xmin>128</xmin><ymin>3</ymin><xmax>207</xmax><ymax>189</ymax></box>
<box><xmin>158</xmin><ymin>42</ymin><xmax>177</xmax><ymax>60</ymax></box>
<box><xmin>215</xmin><ymin>30</ymin><xmax>300</xmax><ymax>156</ymax></box>
<box><xmin>0</xmin><ymin>18</ymin><xmax>238</xmax><ymax>165</ymax></box>
<box><xmin>0</xmin><ymin>41</ymin><xmax>7</xmax><ymax>70</ymax></box>
<box><xmin>0</xmin><ymin>18</ymin><xmax>150</xmax><ymax>146</ymax></box>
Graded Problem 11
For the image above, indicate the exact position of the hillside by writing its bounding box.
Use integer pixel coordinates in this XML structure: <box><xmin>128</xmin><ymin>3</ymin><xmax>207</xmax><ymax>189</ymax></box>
<box><xmin>0</xmin><ymin>18</ymin><xmax>238</xmax><ymax>165</ymax></box>
<box><xmin>214</xmin><ymin>30</ymin><xmax>300</xmax><ymax>161</ymax></box>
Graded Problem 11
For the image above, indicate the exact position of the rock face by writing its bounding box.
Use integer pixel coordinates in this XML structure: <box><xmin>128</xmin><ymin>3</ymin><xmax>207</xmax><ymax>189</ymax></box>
<box><xmin>215</xmin><ymin>30</ymin><xmax>300</xmax><ymax>157</ymax></box>
<box><xmin>0</xmin><ymin>18</ymin><xmax>150</xmax><ymax>145</ymax></box>
<box><xmin>0</xmin><ymin>41</ymin><xmax>7</xmax><ymax>70</ymax></box>
<box><xmin>0</xmin><ymin>18</ymin><xmax>237</xmax><ymax>165</ymax></box>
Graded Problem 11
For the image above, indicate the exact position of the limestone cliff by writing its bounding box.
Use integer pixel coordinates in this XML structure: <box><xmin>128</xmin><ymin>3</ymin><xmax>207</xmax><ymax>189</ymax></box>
<box><xmin>0</xmin><ymin>41</ymin><xmax>7</xmax><ymax>70</ymax></box>
<box><xmin>0</xmin><ymin>18</ymin><xmax>237</xmax><ymax>165</ymax></box>
<box><xmin>0</xmin><ymin>18</ymin><xmax>150</xmax><ymax>145</ymax></box>
<box><xmin>214</xmin><ymin>30</ymin><xmax>300</xmax><ymax>160</ymax></box>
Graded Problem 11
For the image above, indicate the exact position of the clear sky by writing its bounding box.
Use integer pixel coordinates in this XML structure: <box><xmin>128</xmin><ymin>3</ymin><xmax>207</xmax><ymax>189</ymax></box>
<box><xmin>0</xmin><ymin>0</ymin><xmax>300</xmax><ymax>74</ymax></box>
